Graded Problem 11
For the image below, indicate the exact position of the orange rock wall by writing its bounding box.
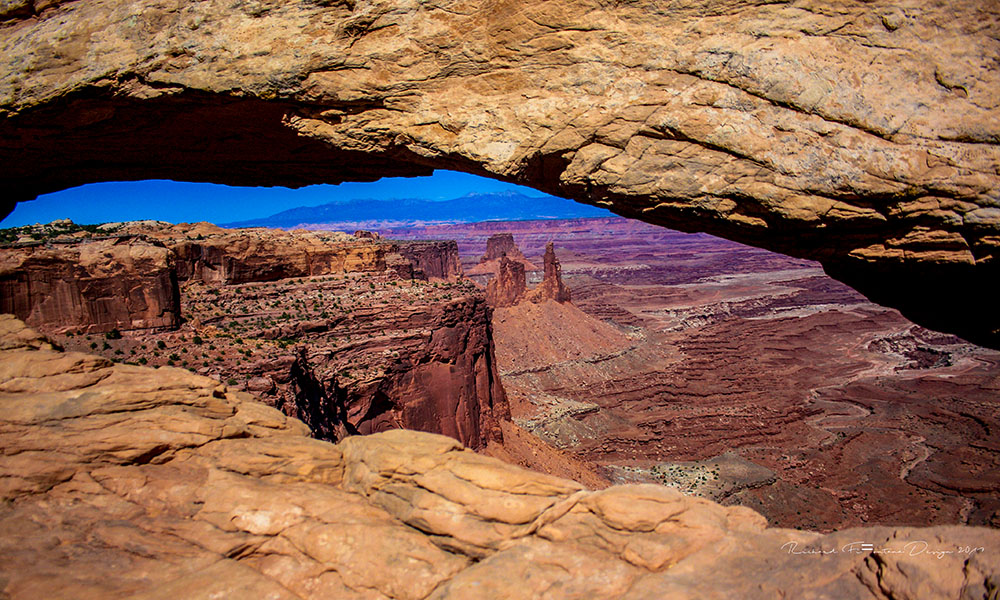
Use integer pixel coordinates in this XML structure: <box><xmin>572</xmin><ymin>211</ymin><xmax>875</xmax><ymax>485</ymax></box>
<box><xmin>0</xmin><ymin>238</ymin><xmax>180</xmax><ymax>333</ymax></box>
<box><xmin>171</xmin><ymin>230</ymin><xmax>387</xmax><ymax>285</ymax></box>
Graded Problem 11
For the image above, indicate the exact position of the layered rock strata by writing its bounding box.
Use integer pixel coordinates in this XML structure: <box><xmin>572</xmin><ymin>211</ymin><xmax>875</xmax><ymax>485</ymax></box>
<box><xmin>468</xmin><ymin>233</ymin><xmax>538</xmax><ymax>276</ymax></box>
<box><xmin>1</xmin><ymin>314</ymin><xmax>996</xmax><ymax>600</ymax></box>
<box><xmin>485</xmin><ymin>255</ymin><xmax>526</xmax><ymax>308</ymax></box>
<box><xmin>2</xmin><ymin>223</ymin><xmax>507</xmax><ymax>448</ymax></box>
<box><xmin>138</xmin><ymin>222</ymin><xmax>389</xmax><ymax>285</ymax></box>
<box><xmin>1</xmin><ymin>0</ymin><xmax>998</xmax><ymax>346</ymax></box>
<box><xmin>0</xmin><ymin>237</ymin><xmax>179</xmax><ymax>333</ymax></box>
<box><xmin>149</xmin><ymin>222</ymin><xmax>463</xmax><ymax>283</ymax></box>
<box><xmin>0</xmin><ymin>222</ymin><xmax>462</xmax><ymax>334</ymax></box>
<box><xmin>395</xmin><ymin>240</ymin><xmax>463</xmax><ymax>281</ymax></box>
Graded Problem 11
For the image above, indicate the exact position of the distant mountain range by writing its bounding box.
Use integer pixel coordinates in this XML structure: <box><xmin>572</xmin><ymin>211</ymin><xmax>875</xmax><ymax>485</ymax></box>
<box><xmin>222</xmin><ymin>191</ymin><xmax>613</xmax><ymax>229</ymax></box>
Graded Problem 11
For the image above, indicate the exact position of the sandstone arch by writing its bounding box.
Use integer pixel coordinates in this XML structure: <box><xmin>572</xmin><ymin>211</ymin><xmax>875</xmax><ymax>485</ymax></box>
<box><xmin>2</xmin><ymin>0</ymin><xmax>998</xmax><ymax>346</ymax></box>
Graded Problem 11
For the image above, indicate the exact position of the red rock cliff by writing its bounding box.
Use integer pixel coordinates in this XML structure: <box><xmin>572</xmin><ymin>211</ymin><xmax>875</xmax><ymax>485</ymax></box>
<box><xmin>485</xmin><ymin>256</ymin><xmax>527</xmax><ymax>308</ymax></box>
<box><xmin>346</xmin><ymin>294</ymin><xmax>509</xmax><ymax>448</ymax></box>
<box><xmin>235</xmin><ymin>284</ymin><xmax>509</xmax><ymax>449</ymax></box>
<box><xmin>395</xmin><ymin>240</ymin><xmax>463</xmax><ymax>281</ymax></box>
<box><xmin>482</xmin><ymin>233</ymin><xmax>520</xmax><ymax>263</ymax></box>
<box><xmin>0</xmin><ymin>238</ymin><xmax>179</xmax><ymax>333</ymax></box>
<box><xmin>165</xmin><ymin>226</ymin><xmax>388</xmax><ymax>285</ymax></box>
<box><xmin>1</xmin><ymin>222</ymin><xmax>509</xmax><ymax>449</ymax></box>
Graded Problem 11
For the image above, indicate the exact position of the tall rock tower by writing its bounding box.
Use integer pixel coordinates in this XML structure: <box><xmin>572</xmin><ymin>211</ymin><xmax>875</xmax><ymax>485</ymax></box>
<box><xmin>486</xmin><ymin>255</ymin><xmax>527</xmax><ymax>307</ymax></box>
<box><xmin>527</xmin><ymin>242</ymin><xmax>571</xmax><ymax>304</ymax></box>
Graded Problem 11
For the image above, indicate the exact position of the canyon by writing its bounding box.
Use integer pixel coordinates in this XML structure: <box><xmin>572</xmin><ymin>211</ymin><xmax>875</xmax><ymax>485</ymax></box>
<box><xmin>6</xmin><ymin>217</ymin><xmax>999</xmax><ymax>536</ymax></box>
<box><xmin>2</xmin><ymin>0</ymin><xmax>1000</xmax><ymax>595</ymax></box>
<box><xmin>0</xmin><ymin>221</ymin><xmax>507</xmax><ymax>450</ymax></box>
<box><xmin>1</xmin><ymin>217</ymin><xmax>999</xmax><ymax>597</ymax></box>
<box><xmin>385</xmin><ymin>218</ymin><xmax>1000</xmax><ymax>532</ymax></box>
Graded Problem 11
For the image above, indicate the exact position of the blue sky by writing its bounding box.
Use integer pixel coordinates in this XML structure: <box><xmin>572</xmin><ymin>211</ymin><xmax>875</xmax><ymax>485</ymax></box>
<box><xmin>1</xmin><ymin>170</ymin><xmax>549</xmax><ymax>227</ymax></box>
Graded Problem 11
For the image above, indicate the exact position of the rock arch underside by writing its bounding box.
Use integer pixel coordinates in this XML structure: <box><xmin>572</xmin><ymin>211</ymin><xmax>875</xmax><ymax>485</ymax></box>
<box><xmin>3</xmin><ymin>3</ymin><xmax>1000</xmax><ymax>598</ymax></box>
<box><xmin>1</xmin><ymin>0</ymin><xmax>999</xmax><ymax>347</ymax></box>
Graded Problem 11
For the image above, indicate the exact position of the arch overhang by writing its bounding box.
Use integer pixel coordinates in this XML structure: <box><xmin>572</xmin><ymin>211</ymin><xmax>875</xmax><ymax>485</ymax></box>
<box><xmin>2</xmin><ymin>0</ymin><xmax>998</xmax><ymax>347</ymax></box>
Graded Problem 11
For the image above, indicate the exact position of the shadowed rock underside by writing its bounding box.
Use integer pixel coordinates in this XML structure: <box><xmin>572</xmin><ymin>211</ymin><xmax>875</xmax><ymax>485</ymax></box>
<box><xmin>0</xmin><ymin>0</ymin><xmax>998</xmax><ymax>346</ymax></box>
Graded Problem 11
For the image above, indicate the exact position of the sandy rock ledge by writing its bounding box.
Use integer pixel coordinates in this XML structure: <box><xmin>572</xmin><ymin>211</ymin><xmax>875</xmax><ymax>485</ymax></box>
<box><xmin>0</xmin><ymin>314</ymin><xmax>996</xmax><ymax>599</ymax></box>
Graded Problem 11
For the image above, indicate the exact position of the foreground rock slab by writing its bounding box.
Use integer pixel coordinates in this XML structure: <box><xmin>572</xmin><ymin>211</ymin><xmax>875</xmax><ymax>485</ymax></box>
<box><xmin>0</xmin><ymin>314</ymin><xmax>997</xmax><ymax>599</ymax></box>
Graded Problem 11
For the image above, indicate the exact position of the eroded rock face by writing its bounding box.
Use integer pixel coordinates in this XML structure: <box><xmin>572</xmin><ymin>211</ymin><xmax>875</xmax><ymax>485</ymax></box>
<box><xmin>485</xmin><ymin>255</ymin><xmax>526</xmax><ymax>308</ymax></box>
<box><xmin>178</xmin><ymin>270</ymin><xmax>509</xmax><ymax>450</ymax></box>
<box><xmin>159</xmin><ymin>222</ymin><xmax>461</xmax><ymax>284</ymax></box>
<box><xmin>1</xmin><ymin>223</ymin><xmax>507</xmax><ymax>449</ymax></box>
<box><xmin>395</xmin><ymin>240</ymin><xmax>463</xmax><ymax>281</ymax></box>
<box><xmin>144</xmin><ymin>223</ymin><xmax>389</xmax><ymax>284</ymax></box>
<box><xmin>482</xmin><ymin>234</ymin><xmax>536</xmax><ymax>267</ymax></box>
<box><xmin>1</xmin><ymin>0</ymin><xmax>998</xmax><ymax>346</ymax></box>
<box><xmin>526</xmin><ymin>242</ymin><xmax>571</xmax><ymax>304</ymax></box>
<box><xmin>0</xmin><ymin>237</ymin><xmax>179</xmax><ymax>333</ymax></box>
<box><xmin>0</xmin><ymin>314</ymin><xmax>996</xmax><ymax>599</ymax></box>
<box><xmin>484</xmin><ymin>238</ymin><xmax>572</xmax><ymax>307</ymax></box>
<box><xmin>467</xmin><ymin>233</ymin><xmax>539</xmax><ymax>277</ymax></box>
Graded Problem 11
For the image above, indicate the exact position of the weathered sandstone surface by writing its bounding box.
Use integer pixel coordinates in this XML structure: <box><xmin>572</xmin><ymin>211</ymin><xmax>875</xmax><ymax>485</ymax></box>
<box><xmin>0</xmin><ymin>237</ymin><xmax>179</xmax><ymax>333</ymax></box>
<box><xmin>1</xmin><ymin>314</ymin><xmax>996</xmax><ymax>599</ymax></box>
<box><xmin>1</xmin><ymin>0</ymin><xmax>998</xmax><ymax>345</ymax></box>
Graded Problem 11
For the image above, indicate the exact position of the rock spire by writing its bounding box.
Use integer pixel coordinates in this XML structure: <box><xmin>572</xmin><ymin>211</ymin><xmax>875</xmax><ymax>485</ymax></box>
<box><xmin>484</xmin><ymin>238</ymin><xmax>571</xmax><ymax>308</ymax></box>
<box><xmin>527</xmin><ymin>242</ymin><xmax>572</xmax><ymax>304</ymax></box>
<box><xmin>485</xmin><ymin>255</ymin><xmax>526</xmax><ymax>308</ymax></box>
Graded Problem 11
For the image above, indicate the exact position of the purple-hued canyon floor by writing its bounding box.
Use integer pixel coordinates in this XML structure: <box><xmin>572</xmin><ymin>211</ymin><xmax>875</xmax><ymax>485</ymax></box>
<box><xmin>379</xmin><ymin>217</ymin><xmax>1000</xmax><ymax>531</ymax></box>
